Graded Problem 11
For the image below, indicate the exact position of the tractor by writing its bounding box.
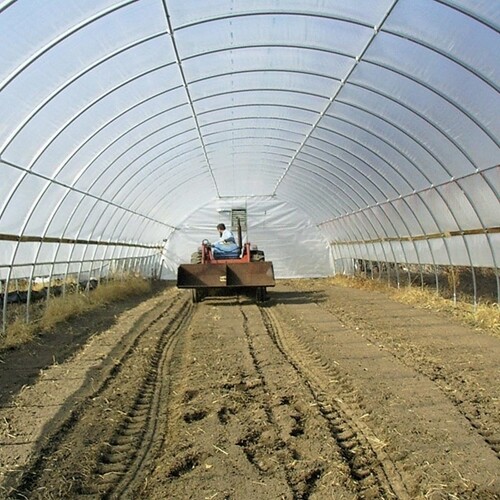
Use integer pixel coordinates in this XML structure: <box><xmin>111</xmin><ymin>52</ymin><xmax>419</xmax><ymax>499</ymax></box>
<box><xmin>176</xmin><ymin>220</ymin><xmax>275</xmax><ymax>303</ymax></box>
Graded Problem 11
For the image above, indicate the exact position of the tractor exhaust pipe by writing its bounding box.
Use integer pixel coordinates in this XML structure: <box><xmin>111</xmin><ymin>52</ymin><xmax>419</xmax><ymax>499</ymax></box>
<box><xmin>237</xmin><ymin>217</ymin><xmax>243</xmax><ymax>249</ymax></box>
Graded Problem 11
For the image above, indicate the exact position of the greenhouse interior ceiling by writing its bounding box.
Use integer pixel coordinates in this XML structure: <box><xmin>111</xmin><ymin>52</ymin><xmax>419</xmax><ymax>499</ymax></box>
<box><xmin>0</xmin><ymin>0</ymin><xmax>499</xmax><ymax>308</ymax></box>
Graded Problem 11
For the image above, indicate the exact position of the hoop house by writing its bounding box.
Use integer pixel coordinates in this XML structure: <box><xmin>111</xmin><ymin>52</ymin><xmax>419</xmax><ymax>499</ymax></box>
<box><xmin>0</xmin><ymin>0</ymin><xmax>499</xmax><ymax>329</ymax></box>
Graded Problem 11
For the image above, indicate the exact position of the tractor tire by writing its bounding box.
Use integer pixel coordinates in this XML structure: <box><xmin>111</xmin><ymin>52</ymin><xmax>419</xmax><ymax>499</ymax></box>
<box><xmin>250</xmin><ymin>250</ymin><xmax>265</xmax><ymax>262</ymax></box>
<box><xmin>191</xmin><ymin>250</ymin><xmax>202</xmax><ymax>264</ymax></box>
<box><xmin>191</xmin><ymin>289</ymin><xmax>203</xmax><ymax>303</ymax></box>
<box><xmin>255</xmin><ymin>286</ymin><xmax>266</xmax><ymax>303</ymax></box>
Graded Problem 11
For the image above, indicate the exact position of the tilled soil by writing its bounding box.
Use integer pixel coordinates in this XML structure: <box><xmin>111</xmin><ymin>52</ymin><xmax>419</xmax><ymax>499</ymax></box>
<box><xmin>0</xmin><ymin>279</ymin><xmax>499</xmax><ymax>499</ymax></box>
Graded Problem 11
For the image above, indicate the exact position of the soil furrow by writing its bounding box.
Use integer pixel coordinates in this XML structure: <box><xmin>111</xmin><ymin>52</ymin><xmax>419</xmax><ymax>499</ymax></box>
<box><xmin>282</xmin><ymin>279</ymin><xmax>500</xmax><ymax>462</ymax></box>
<box><xmin>8</xmin><ymin>290</ymin><xmax>191</xmax><ymax>499</ymax></box>
<box><xmin>259</xmin><ymin>306</ymin><xmax>408</xmax><ymax>499</ymax></box>
<box><xmin>274</xmin><ymin>280</ymin><xmax>500</xmax><ymax>498</ymax></box>
<box><xmin>2</xmin><ymin>281</ymin><xmax>499</xmax><ymax>499</ymax></box>
<box><xmin>100</xmin><ymin>300</ymin><xmax>194</xmax><ymax>498</ymax></box>
<box><xmin>239</xmin><ymin>305</ymin><xmax>307</xmax><ymax>499</ymax></box>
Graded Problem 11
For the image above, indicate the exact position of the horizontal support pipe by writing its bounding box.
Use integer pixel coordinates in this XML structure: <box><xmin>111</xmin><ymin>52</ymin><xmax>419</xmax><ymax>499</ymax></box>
<box><xmin>0</xmin><ymin>255</ymin><xmax>158</xmax><ymax>271</ymax></box>
<box><xmin>330</xmin><ymin>226</ymin><xmax>500</xmax><ymax>246</ymax></box>
<box><xmin>0</xmin><ymin>233</ymin><xmax>163</xmax><ymax>249</ymax></box>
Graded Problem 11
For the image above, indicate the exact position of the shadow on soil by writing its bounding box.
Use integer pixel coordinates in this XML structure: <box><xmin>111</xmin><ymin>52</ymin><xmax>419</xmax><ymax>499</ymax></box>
<box><xmin>267</xmin><ymin>290</ymin><xmax>327</xmax><ymax>305</ymax></box>
<box><xmin>198</xmin><ymin>289</ymin><xmax>327</xmax><ymax>306</ymax></box>
<box><xmin>0</xmin><ymin>283</ymin><xmax>169</xmax><ymax>408</ymax></box>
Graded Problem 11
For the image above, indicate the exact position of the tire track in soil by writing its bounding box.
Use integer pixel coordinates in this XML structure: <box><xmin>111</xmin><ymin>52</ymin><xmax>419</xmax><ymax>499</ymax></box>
<box><xmin>275</xmin><ymin>281</ymin><xmax>500</xmax><ymax>497</ymax></box>
<box><xmin>239</xmin><ymin>306</ymin><xmax>333</xmax><ymax>499</ymax></box>
<box><xmin>9</xmin><ymin>289</ymin><xmax>192</xmax><ymax>499</ymax></box>
<box><xmin>322</xmin><ymin>302</ymin><xmax>500</xmax><ymax>461</ymax></box>
<box><xmin>286</xmin><ymin>280</ymin><xmax>500</xmax><ymax>462</ymax></box>
<box><xmin>141</xmin><ymin>296</ymin><xmax>357</xmax><ymax>499</ymax></box>
<box><xmin>259</xmin><ymin>306</ymin><xmax>409</xmax><ymax>500</ymax></box>
<box><xmin>140</xmin><ymin>297</ymin><xmax>300</xmax><ymax>500</ymax></box>
<box><xmin>95</xmin><ymin>298</ymin><xmax>194</xmax><ymax>498</ymax></box>
<box><xmin>239</xmin><ymin>303</ymin><xmax>358</xmax><ymax>499</ymax></box>
<box><xmin>238</xmin><ymin>306</ymin><xmax>297</xmax><ymax>497</ymax></box>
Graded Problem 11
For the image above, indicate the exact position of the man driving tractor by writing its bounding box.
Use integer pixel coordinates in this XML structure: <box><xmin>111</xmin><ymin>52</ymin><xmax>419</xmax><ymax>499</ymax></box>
<box><xmin>177</xmin><ymin>217</ymin><xmax>274</xmax><ymax>303</ymax></box>
<box><xmin>212</xmin><ymin>223</ymin><xmax>240</xmax><ymax>259</ymax></box>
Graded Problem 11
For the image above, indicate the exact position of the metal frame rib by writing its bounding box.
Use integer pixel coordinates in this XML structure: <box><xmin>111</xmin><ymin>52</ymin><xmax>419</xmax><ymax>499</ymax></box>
<box><xmin>160</xmin><ymin>0</ymin><xmax>221</xmax><ymax>197</ymax></box>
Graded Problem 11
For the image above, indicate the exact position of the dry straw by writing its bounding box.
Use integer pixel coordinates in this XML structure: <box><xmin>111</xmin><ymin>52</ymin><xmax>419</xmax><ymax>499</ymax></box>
<box><xmin>331</xmin><ymin>275</ymin><xmax>499</xmax><ymax>336</ymax></box>
<box><xmin>1</xmin><ymin>275</ymin><xmax>151</xmax><ymax>350</ymax></box>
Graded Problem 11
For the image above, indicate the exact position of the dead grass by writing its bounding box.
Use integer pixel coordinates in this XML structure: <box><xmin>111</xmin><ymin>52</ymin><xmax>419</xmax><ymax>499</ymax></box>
<box><xmin>90</xmin><ymin>275</ymin><xmax>150</xmax><ymax>304</ymax></box>
<box><xmin>331</xmin><ymin>274</ymin><xmax>385</xmax><ymax>292</ymax></box>
<box><xmin>331</xmin><ymin>275</ymin><xmax>500</xmax><ymax>336</ymax></box>
<box><xmin>1</xmin><ymin>276</ymin><xmax>152</xmax><ymax>351</ymax></box>
<box><xmin>1</xmin><ymin>317</ymin><xmax>38</xmax><ymax>349</ymax></box>
<box><xmin>395</xmin><ymin>287</ymin><xmax>500</xmax><ymax>333</ymax></box>
<box><xmin>40</xmin><ymin>292</ymin><xmax>93</xmax><ymax>331</ymax></box>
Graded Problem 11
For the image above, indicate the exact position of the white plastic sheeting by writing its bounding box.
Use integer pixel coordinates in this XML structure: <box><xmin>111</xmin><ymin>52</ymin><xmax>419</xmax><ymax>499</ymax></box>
<box><xmin>163</xmin><ymin>198</ymin><xmax>332</xmax><ymax>279</ymax></box>
<box><xmin>0</xmin><ymin>0</ymin><xmax>499</xmax><ymax>289</ymax></box>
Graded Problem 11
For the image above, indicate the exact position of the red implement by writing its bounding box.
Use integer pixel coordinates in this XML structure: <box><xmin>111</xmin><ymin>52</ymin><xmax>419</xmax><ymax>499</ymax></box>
<box><xmin>177</xmin><ymin>242</ymin><xmax>275</xmax><ymax>303</ymax></box>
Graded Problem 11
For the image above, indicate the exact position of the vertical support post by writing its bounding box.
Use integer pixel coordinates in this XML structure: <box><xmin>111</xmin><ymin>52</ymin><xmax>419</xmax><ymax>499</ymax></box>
<box><xmin>2</xmin><ymin>266</ymin><xmax>13</xmax><ymax>336</ymax></box>
<box><xmin>1</xmin><ymin>275</ymin><xmax>6</xmax><ymax>337</ymax></box>
<box><xmin>452</xmin><ymin>266</ymin><xmax>457</xmax><ymax>306</ymax></box>
<box><xmin>26</xmin><ymin>263</ymin><xmax>35</xmax><ymax>323</ymax></box>
<box><xmin>471</xmin><ymin>264</ymin><xmax>478</xmax><ymax>311</ymax></box>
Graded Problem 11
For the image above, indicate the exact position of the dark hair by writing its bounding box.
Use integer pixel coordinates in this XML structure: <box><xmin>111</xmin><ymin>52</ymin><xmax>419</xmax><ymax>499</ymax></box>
<box><xmin>217</xmin><ymin>223</ymin><xmax>226</xmax><ymax>230</ymax></box>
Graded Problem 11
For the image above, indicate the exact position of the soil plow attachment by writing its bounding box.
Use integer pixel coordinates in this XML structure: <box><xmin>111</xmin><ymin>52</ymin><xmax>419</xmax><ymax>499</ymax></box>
<box><xmin>177</xmin><ymin>261</ymin><xmax>275</xmax><ymax>289</ymax></box>
<box><xmin>177</xmin><ymin>240</ymin><xmax>275</xmax><ymax>303</ymax></box>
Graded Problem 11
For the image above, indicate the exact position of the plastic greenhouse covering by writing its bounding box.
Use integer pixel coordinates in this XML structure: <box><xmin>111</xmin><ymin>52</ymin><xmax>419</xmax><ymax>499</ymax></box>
<box><xmin>0</xmin><ymin>0</ymin><xmax>499</xmax><ymax>329</ymax></box>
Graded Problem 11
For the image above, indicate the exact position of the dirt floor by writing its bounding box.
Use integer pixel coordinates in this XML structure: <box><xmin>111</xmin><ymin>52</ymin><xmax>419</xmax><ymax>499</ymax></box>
<box><xmin>0</xmin><ymin>279</ymin><xmax>498</xmax><ymax>499</ymax></box>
